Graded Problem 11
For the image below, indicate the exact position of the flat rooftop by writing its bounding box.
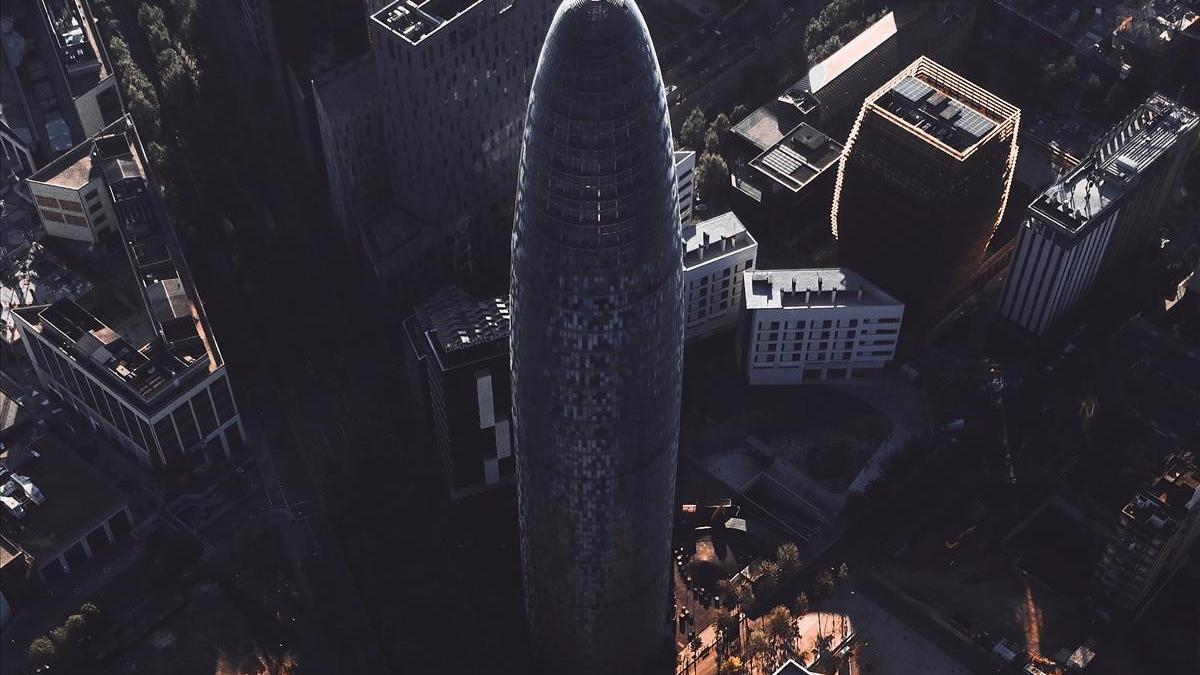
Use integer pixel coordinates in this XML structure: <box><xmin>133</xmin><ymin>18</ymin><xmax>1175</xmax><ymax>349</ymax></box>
<box><xmin>0</xmin><ymin>432</ymin><xmax>127</xmax><ymax>563</ymax></box>
<box><xmin>15</xmin><ymin>118</ymin><xmax>221</xmax><ymax>413</ymax></box>
<box><xmin>749</xmin><ymin>123</ymin><xmax>844</xmax><ymax>192</ymax></box>
<box><xmin>1122</xmin><ymin>456</ymin><xmax>1200</xmax><ymax>534</ymax></box>
<box><xmin>788</xmin><ymin>11</ymin><xmax>896</xmax><ymax>99</ymax></box>
<box><xmin>682</xmin><ymin>211</ymin><xmax>756</xmax><ymax>270</ymax></box>
<box><xmin>414</xmin><ymin>286</ymin><xmax>509</xmax><ymax>370</ymax></box>
<box><xmin>744</xmin><ymin>268</ymin><xmax>902</xmax><ymax>311</ymax></box>
<box><xmin>867</xmin><ymin>57</ymin><xmax>1019</xmax><ymax>158</ymax></box>
<box><xmin>372</xmin><ymin>0</ymin><xmax>484</xmax><ymax>46</ymax></box>
<box><xmin>732</xmin><ymin>101</ymin><xmax>804</xmax><ymax>152</ymax></box>
<box><xmin>1032</xmin><ymin>95</ymin><xmax>1199</xmax><ymax>236</ymax></box>
<box><xmin>41</xmin><ymin>0</ymin><xmax>112</xmax><ymax>96</ymax></box>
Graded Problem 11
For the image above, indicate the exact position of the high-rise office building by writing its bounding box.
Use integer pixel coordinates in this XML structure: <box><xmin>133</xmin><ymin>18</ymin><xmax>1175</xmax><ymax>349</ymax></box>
<box><xmin>832</xmin><ymin>56</ymin><xmax>1020</xmax><ymax>320</ymax></box>
<box><xmin>998</xmin><ymin>96</ymin><xmax>1198</xmax><ymax>335</ymax></box>
<box><xmin>510</xmin><ymin>1</ymin><xmax>681</xmax><ymax>672</ymax></box>
<box><xmin>368</xmin><ymin>0</ymin><xmax>556</xmax><ymax>286</ymax></box>
<box><xmin>402</xmin><ymin>287</ymin><xmax>514</xmax><ymax>499</ymax></box>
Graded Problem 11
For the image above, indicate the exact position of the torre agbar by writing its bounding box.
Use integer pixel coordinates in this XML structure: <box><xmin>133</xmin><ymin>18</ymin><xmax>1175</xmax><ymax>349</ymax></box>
<box><xmin>509</xmin><ymin>0</ymin><xmax>683</xmax><ymax>672</ymax></box>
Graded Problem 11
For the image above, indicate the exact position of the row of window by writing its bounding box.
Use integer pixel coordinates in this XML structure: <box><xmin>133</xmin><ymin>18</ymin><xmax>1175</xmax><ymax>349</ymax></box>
<box><xmin>755</xmin><ymin>316</ymin><xmax>900</xmax><ymax>331</ymax></box>
<box><xmin>752</xmin><ymin>348</ymin><xmax>895</xmax><ymax>364</ymax></box>
<box><xmin>26</xmin><ymin>332</ymin><xmax>237</xmax><ymax>464</ymax></box>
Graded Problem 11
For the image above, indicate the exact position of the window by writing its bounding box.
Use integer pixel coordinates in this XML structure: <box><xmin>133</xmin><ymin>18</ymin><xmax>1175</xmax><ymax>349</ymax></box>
<box><xmin>58</xmin><ymin>200</ymin><xmax>84</xmax><ymax>212</ymax></box>
<box><xmin>84</xmin><ymin>188</ymin><xmax>100</xmax><ymax>201</ymax></box>
<box><xmin>154</xmin><ymin>417</ymin><xmax>183</xmax><ymax>460</ymax></box>
<box><xmin>209</xmin><ymin>378</ymin><xmax>236</xmax><ymax>422</ymax></box>
<box><xmin>89</xmin><ymin>202</ymin><xmax>103</xmax><ymax>214</ymax></box>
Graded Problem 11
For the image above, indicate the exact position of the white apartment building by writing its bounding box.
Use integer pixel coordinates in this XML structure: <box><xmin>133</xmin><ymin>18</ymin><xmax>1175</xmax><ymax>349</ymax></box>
<box><xmin>739</xmin><ymin>268</ymin><xmax>903</xmax><ymax>385</ymax></box>
<box><xmin>674</xmin><ymin>149</ymin><xmax>695</xmax><ymax>226</ymax></box>
<box><xmin>682</xmin><ymin>212</ymin><xmax>756</xmax><ymax>342</ymax></box>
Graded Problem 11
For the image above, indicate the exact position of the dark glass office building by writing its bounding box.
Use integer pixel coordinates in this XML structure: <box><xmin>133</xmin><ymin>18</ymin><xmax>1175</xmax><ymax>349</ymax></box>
<box><xmin>832</xmin><ymin>57</ymin><xmax>1020</xmax><ymax>323</ymax></box>
<box><xmin>510</xmin><ymin>1</ymin><xmax>683</xmax><ymax>672</ymax></box>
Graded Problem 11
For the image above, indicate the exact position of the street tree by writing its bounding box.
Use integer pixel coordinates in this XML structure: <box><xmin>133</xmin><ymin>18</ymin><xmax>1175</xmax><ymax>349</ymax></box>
<box><xmin>680</xmin><ymin>107</ymin><xmax>708</xmax><ymax>151</ymax></box>
<box><xmin>137</xmin><ymin>4</ymin><xmax>171</xmax><ymax>53</ymax></box>
<box><xmin>156</xmin><ymin>47</ymin><xmax>190</xmax><ymax>102</ymax></box>
<box><xmin>696</xmin><ymin>152</ymin><xmax>729</xmax><ymax>203</ymax></box>
<box><xmin>704</xmin><ymin>127</ymin><xmax>721</xmax><ymax>155</ymax></box>
<box><xmin>28</xmin><ymin>637</ymin><xmax>56</xmax><ymax>669</ymax></box>
<box><xmin>708</xmin><ymin>113</ymin><xmax>731</xmax><ymax>147</ymax></box>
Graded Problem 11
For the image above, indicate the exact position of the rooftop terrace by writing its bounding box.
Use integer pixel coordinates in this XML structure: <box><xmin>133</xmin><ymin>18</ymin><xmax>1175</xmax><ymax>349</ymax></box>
<box><xmin>749</xmin><ymin>123</ymin><xmax>844</xmax><ymax>192</ymax></box>
<box><xmin>1032</xmin><ymin>94</ymin><xmax>1198</xmax><ymax>235</ymax></box>
<box><xmin>866</xmin><ymin>57</ymin><xmax>1019</xmax><ymax>158</ymax></box>
<box><xmin>372</xmin><ymin>0</ymin><xmax>484</xmax><ymax>46</ymax></box>
<box><xmin>744</xmin><ymin>268</ymin><xmax>902</xmax><ymax>311</ymax></box>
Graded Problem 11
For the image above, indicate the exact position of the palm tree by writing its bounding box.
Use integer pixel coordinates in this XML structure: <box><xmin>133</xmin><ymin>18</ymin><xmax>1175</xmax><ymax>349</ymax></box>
<box><xmin>717</xmin><ymin>610</ymin><xmax>742</xmax><ymax>654</ymax></box>
<box><xmin>793</xmin><ymin>592</ymin><xmax>810</xmax><ymax>617</ymax></box>
<box><xmin>746</xmin><ymin>629</ymin><xmax>771</xmax><ymax>674</ymax></box>
<box><xmin>764</xmin><ymin>606</ymin><xmax>796</xmax><ymax>663</ymax></box>
<box><xmin>775</xmin><ymin>542</ymin><xmax>800</xmax><ymax>573</ymax></box>
<box><xmin>758</xmin><ymin>560</ymin><xmax>782</xmax><ymax>595</ymax></box>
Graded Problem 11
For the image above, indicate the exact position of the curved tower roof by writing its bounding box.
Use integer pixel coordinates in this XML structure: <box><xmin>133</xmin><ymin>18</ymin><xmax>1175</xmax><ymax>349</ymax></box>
<box><xmin>510</xmin><ymin>1</ymin><xmax>683</xmax><ymax>672</ymax></box>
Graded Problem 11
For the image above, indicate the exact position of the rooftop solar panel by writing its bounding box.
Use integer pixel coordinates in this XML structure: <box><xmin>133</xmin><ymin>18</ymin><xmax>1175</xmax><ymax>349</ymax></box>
<box><xmin>892</xmin><ymin>76</ymin><xmax>932</xmax><ymax>102</ymax></box>
<box><xmin>954</xmin><ymin>107</ymin><xmax>996</xmax><ymax>138</ymax></box>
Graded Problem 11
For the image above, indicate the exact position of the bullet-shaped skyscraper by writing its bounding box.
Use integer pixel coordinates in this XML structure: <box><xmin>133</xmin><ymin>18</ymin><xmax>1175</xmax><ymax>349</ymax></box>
<box><xmin>510</xmin><ymin>1</ymin><xmax>682</xmax><ymax>672</ymax></box>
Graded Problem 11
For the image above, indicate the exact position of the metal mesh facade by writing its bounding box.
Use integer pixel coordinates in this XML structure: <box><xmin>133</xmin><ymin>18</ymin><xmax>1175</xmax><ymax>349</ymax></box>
<box><xmin>510</xmin><ymin>1</ymin><xmax>682</xmax><ymax>672</ymax></box>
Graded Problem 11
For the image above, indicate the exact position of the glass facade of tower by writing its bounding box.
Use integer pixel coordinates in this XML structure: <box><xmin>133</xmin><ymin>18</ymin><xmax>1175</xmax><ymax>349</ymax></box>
<box><xmin>509</xmin><ymin>1</ymin><xmax>682</xmax><ymax>672</ymax></box>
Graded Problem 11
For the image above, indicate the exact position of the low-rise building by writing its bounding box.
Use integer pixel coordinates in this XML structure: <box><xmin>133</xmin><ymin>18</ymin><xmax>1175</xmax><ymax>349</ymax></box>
<box><xmin>682</xmin><ymin>212</ymin><xmax>756</xmax><ymax>342</ymax></box>
<box><xmin>12</xmin><ymin>118</ymin><xmax>245</xmax><ymax>471</ymax></box>
<box><xmin>25</xmin><ymin>128</ymin><xmax>121</xmax><ymax>243</ymax></box>
<box><xmin>402</xmin><ymin>287</ymin><xmax>513</xmax><ymax>500</ymax></box>
<box><xmin>1092</xmin><ymin>454</ymin><xmax>1200</xmax><ymax>616</ymax></box>
<box><xmin>1</xmin><ymin>0</ymin><xmax>123</xmax><ymax>167</ymax></box>
<box><xmin>738</xmin><ymin>268</ymin><xmax>903</xmax><ymax>385</ymax></box>
<box><xmin>0</xmin><ymin>431</ymin><xmax>133</xmax><ymax>586</ymax></box>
